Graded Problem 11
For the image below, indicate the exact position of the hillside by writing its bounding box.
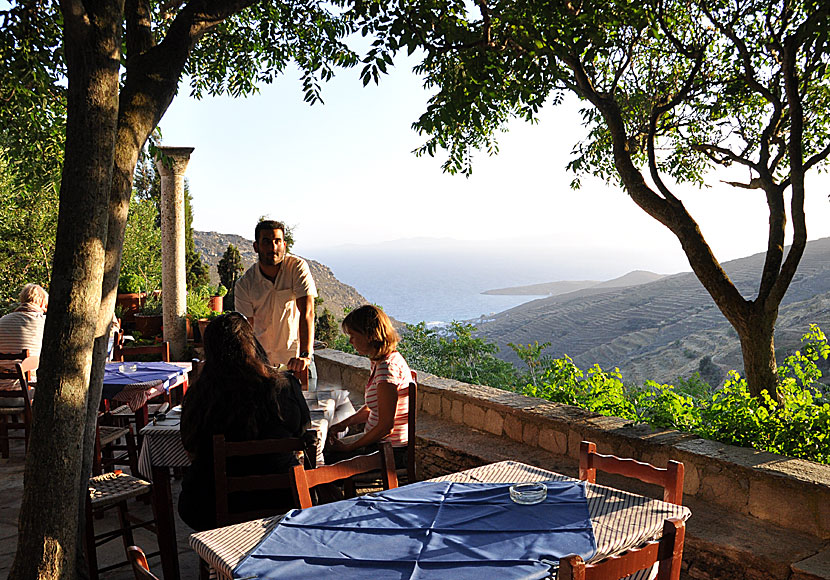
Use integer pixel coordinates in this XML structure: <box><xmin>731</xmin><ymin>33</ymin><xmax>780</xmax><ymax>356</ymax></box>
<box><xmin>475</xmin><ymin>238</ymin><xmax>830</xmax><ymax>386</ymax></box>
<box><xmin>193</xmin><ymin>231</ymin><xmax>369</xmax><ymax>318</ymax></box>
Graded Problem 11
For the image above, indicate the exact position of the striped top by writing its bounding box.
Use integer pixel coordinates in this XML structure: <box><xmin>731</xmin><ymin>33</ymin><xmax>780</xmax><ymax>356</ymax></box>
<box><xmin>0</xmin><ymin>306</ymin><xmax>44</xmax><ymax>388</ymax></box>
<box><xmin>364</xmin><ymin>351</ymin><xmax>411</xmax><ymax>447</ymax></box>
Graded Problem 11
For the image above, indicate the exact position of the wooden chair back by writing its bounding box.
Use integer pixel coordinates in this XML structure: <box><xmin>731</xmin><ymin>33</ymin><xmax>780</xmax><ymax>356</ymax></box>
<box><xmin>291</xmin><ymin>441</ymin><xmax>398</xmax><ymax>508</ymax></box>
<box><xmin>559</xmin><ymin>517</ymin><xmax>686</xmax><ymax>580</ymax></box>
<box><xmin>0</xmin><ymin>354</ymin><xmax>38</xmax><ymax>456</ymax></box>
<box><xmin>213</xmin><ymin>434</ymin><xmax>308</xmax><ymax>525</ymax></box>
<box><xmin>121</xmin><ymin>341</ymin><xmax>171</xmax><ymax>362</ymax></box>
<box><xmin>406</xmin><ymin>370</ymin><xmax>418</xmax><ymax>482</ymax></box>
<box><xmin>579</xmin><ymin>440</ymin><xmax>684</xmax><ymax>505</ymax></box>
<box><xmin>0</xmin><ymin>349</ymin><xmax>34</xmax><ymax>381</ymax></box>
<box><xmin>126</xmin><ymin>545</ymin><xmax>161</xmax><ymax>580</ymax></box>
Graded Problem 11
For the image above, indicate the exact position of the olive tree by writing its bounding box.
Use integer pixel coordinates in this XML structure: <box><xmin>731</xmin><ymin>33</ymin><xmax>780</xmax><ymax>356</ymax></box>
<box><xmin>2</xmin><ymin>0</ymin><xmax>356</xmax><ymax>576</ymax></box>
<box><xmin>359</xmin><ymin>0</ymin><xmax>830</xmax><ymax>400</ymax></box>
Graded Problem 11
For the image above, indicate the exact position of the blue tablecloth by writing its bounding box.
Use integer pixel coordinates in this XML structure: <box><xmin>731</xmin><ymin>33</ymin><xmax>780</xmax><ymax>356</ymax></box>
<box><xmin>102</xmin><ymin>361</ymin><xmax>185</xmax><ymax>399</ymax></box>
<box><xmin>233</xmin><ymin>480</ymin><xmax>596</xmax><ymax>580</ymax></box>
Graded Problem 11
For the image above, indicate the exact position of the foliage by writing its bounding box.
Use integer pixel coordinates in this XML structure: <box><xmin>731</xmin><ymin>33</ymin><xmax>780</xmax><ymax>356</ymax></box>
<box><xmin>186</xmin><ymin>285</ymin><xmax>213</xmax><ymax>320</ymax></box>
<box><xmin>334</xmin><ymin>315</ymin><xmax>830</xmax><ymax>464</ymax></box>
<box><xmin>121</xmin><ymin>194</ymin><xmax>163</xmax><ymax>293</ymax></box>
<box><xmin>354</xmin><ymin>0</ymin><xmax>830</xmax><ymax>401</ymax></box>
<box><xmin>139</xmin><ymin>293</ymin><xmax>163</xmax><ymax>316</ymax></box>
<box><xmin>315</xmin><ymin>306</ymin><xmax>341</xmax><ymax>346</ymax></box>
<box><xmin>0</xmin><ymin>150</ymin><xmax>57</xmax><ymax>309</ymax></box>
<box><xmin>398</xmin><ymin>322</ymin><xmax>517</xmax><ymax>388</ymax></box>
<box><xmin>214</xmin><ymin>284</ymin><xmax>228</xmax><ymax>297</ymax></box>
<box><xmin>218</xmin><ymin>244</ymin><xmax>244</xmax><ymax>289</ymax></box>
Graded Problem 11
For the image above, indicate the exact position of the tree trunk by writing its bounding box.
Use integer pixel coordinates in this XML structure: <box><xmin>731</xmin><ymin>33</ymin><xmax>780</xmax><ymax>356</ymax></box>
<box><xmin>736</xmin><ymin>307</ymin><xmax>779</xmax><ymax>400</ymax></box>
<box><xmin>9</xmin><ymin>0</ymin><xmax>122</xmax><ymax>577</ymax></box>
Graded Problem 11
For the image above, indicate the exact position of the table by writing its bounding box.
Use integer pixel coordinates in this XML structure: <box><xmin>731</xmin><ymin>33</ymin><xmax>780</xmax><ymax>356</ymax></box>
<box><xmin>137</xmin><ymin>394</ymin><xmax>338</xmax><ymax>580</ymax></box>
<box><xmin>102</xmin><ymin>361</ymin><xmax>190</xmax><ymax>430</ymax></box>
<box><xmin>190</xmin><ymin>460</ymin><xmax>691</xmax><ymax>580</ymax></box>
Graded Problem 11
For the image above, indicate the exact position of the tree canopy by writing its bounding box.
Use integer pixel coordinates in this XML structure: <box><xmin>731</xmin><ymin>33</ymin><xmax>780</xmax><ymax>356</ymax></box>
<box><xmin>358</xmin><ymin>0</ymin><xmax>830</xmax><ymax>399</ymax></box>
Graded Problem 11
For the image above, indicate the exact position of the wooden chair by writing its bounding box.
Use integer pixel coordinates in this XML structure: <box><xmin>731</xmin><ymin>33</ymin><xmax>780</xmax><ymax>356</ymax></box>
<box><xmin>120</xmin><ymin>341</ymin><xmax>171</xmax><ymax>363</ymax></box>
<box><xmin>291</xmin><ymin>441</ymin><xmax>398</xmax><ymax>508</ymax></box>
<box><xmin>404</xmin><ymin>370</ymin><xmax>418</xmax><ymax>483</ymax></box>
<box><xmin>579</xmin><ymin>441</ymin><xmax>684</xmax><ymax>505</ymax></box>
<box><xmin>94</xmin><ymin>414</ymin><xmax>140</xmax><ymax>476</ymax></box>
<box><xmin>558</xmin><ymin>517</ymin><xmax>686</xmax><ymax>580</ymax></box>
<box><xmin>127</xmin><ymin>545</ymin><xmax>161</xmax><ymax>580</ymax></box>
<box><xmin>85</xmin><ymin>472</ymin><xmax>160</xmax><ymax>580</ymax></box>
<box><xmin>213</xmin><ymin>434</ymin><xmax>310</xmax><ymax>526</ymax></box>
<box><xmin>0</xmin><ymin>353</ymin><xmax>38</xmax><ymax>458</ymax></box>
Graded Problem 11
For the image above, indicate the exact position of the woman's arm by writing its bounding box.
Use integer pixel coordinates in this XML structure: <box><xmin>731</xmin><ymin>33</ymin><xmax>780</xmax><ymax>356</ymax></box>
<box><xmin>328</xmin><ymin>381</ymin><xmax>398</xmax><ymax>452</ymax></box>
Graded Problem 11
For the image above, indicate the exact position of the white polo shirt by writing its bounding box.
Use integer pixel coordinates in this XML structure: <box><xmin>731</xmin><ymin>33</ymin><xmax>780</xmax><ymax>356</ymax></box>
<box><xmin>234</xmin><ymin>254</ymin><xmax>317</xmax><ymax>365</ymax></box>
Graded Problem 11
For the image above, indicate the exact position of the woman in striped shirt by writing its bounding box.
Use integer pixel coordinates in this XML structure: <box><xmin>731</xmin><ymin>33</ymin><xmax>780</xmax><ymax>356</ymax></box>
<box><xmin>325</xmin><ymin>305</ymin><xmax>411</xmax><ymax>468</ymax></box>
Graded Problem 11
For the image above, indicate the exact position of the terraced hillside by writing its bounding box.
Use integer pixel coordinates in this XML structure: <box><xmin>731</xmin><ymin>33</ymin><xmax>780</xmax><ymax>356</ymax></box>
<box><xmin>475</xmin><ymin>237</ymin><xmax>830</xmax><ymax>386</ymax></box>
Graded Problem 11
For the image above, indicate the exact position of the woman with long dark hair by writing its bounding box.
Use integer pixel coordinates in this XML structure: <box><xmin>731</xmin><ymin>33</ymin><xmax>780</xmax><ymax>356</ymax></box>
<box><xmin>178</xmin><ymin>312</ymin><xmax>310</xmax><ymax>531</ymax></box>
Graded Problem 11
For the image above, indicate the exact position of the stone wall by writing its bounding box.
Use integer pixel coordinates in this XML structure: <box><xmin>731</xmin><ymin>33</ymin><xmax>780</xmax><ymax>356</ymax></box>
<box><xmin>316</xmin><ymin>349</ymin><xmax>830</xmax><ymax>579</ymax></box>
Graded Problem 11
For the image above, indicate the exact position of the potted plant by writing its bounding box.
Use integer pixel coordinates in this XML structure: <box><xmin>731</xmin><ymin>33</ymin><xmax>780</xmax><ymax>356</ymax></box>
<box><xmin>134</xmin><ymin>292</ymin><xmax>163</xmax><ymax>338</ymax></box>
<box><xmin>209</xmin><ymin>284</ymin><xmax>228</xmax><ymax>313</ymax></box>
<box><xmin>115</xmin><ymin>272</ymin><xmax>144</xmax><ymax>327</ymax></box>
<box><xmin>187</xmin><ymin>287</ymin><xmax>212</xmax><ymax>342</ymax></box>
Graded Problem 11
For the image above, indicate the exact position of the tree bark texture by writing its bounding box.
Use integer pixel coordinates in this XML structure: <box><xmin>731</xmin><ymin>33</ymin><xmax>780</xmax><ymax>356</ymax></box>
<box><xmin>10</xmin><ymin>0</ymin><xmax>122</xmax><ymax>577</ymax></box>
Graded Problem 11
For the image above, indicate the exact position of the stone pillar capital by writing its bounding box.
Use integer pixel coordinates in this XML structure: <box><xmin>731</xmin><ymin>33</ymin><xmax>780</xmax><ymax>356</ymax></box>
<box><xmin>155</xmin><ymin>146</ymin><xmax>195</xmax><ymax>176</ymax></box>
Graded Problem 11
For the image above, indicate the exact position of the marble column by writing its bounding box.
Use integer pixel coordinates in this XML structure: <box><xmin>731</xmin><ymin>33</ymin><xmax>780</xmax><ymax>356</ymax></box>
<box><xmin>155</xmin><ymin>146</ymin><xmax>194</xmax><ymax>360</ymax></box>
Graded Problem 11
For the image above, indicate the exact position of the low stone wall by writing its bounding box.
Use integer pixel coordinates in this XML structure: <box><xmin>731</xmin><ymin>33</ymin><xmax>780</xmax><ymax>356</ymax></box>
<box><xmin>316</xmin><ymin>349</ymin><xmax>830</xmax><ymax>579</ymax></box>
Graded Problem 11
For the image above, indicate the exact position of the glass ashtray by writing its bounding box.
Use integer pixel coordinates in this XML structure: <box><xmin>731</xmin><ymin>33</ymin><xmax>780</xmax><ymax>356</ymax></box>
<box><xmin>118</xmin><ymin>363</ymin><xmax>137</xmax><ymax>373</ymax></box>
<box><xmin>509</xmin><ymin>482</ymin><xmax>548</xmax><ymax>505</ymax></box>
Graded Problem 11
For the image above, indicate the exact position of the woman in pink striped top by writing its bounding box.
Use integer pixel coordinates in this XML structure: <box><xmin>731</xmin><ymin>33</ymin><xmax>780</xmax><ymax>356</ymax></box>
<box><xmin>325</xmin><ymin>305</ymin><xmax>412</xmax><ymax>467</ymax></box>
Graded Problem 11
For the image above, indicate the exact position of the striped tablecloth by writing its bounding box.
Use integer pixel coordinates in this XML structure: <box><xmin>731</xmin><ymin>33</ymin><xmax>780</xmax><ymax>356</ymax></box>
<box><xmin>103</xmin><ymin>361</ymin><xmax>189</xmax><ymax>412</ymax></box>
<box><xmin>190</xmin><ymin>460</ymin><xmax>691</xmax><ymax>580</ymax></box>
<box><xmin>138</xmin><ymin>414</ymin><xmax>333</xmax><ymax>479</ymax></box>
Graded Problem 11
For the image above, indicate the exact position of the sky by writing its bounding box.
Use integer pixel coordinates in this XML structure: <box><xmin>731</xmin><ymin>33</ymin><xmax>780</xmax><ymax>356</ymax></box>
<box><xmin>158</xmin><ymin>53</ymin><xmax>830</xmax><ymax>280</ymax></box>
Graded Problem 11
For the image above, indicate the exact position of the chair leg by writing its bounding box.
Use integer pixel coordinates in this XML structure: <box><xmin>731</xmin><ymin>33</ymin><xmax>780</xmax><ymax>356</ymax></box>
<box><xmin>199</xmin><ymin>558</ymin><xmax>211</xmax><ymax>580</ymax></box>
<box><xmin>84</xmin><ymin>497</ymin><xmax>100</xmax><ymax>580</ymax></box>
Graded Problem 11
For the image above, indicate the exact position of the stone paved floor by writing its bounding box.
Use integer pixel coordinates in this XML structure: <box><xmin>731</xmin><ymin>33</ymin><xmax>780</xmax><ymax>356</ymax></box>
<box><xmin>0</xmin><ymin>439</ymin><xmax>202</xmax><ymax>579</ymax></box>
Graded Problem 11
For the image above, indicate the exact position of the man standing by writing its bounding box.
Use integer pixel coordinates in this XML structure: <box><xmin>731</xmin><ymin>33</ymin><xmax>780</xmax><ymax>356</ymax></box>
<box><xmin>235</xmin><ymin>220</ymin><xmax>316</xmax><ymax>373</ymax></box>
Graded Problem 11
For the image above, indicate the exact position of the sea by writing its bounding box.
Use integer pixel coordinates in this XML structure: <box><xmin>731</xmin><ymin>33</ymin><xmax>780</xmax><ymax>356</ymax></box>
<box><xmin>307</xmin><ymin>239</ymin><xmax>632</xmax><ymax>326</ymax></box>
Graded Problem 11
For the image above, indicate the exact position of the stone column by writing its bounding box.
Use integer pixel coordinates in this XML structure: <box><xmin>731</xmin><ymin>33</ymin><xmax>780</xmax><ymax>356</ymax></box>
<box><xmin>155</xmin><ymin>146</ymin><xmax>194</xmax><ymax>360</ymax></box>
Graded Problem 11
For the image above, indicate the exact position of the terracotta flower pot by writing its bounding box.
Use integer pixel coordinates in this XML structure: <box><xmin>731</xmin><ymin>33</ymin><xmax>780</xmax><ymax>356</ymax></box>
<box><xmin>209</xmin><ymin>295</ymin><xmax>223</xmax><ymax>313</ymax></box>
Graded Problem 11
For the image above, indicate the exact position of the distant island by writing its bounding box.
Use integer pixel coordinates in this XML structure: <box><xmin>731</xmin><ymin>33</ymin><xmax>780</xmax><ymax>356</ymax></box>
<box><xmin>482</xmin><ymin>270</ymin><xmax>665</xmax><ymax>296</ymax></box>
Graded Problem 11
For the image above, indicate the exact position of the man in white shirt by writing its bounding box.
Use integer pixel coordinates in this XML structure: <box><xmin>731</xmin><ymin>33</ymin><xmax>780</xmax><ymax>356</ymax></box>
<box><xmin>234</xmin><ymin>220</ymin><xmax>316</xmax><ymax>373</ymax></box>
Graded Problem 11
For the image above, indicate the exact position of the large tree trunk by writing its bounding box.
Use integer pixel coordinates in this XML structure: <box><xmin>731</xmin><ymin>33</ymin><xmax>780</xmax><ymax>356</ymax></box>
<box><xmin>736</xmin><ymin>306</ymin><xmax>779</xmax><ymax>399</ymax></box>
<box><xmin>9</xmin><ymin>0</ymin><xmax>122</xmax><ymax>578</ymax></box>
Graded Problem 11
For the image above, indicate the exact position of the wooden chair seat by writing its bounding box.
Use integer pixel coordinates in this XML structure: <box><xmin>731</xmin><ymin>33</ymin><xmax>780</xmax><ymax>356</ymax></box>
<box><xmin>86</xmin><ymin>472</ymin><xmax>160</xmax><ymax>580</ymax></box>
<box><xmin>94</xmin><ymin>422</ymin><xmax>140</xmax><ymax>476</ymax></box>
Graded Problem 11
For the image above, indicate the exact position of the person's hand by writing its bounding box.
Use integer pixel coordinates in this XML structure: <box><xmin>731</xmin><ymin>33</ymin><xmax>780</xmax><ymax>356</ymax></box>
<box><xmin>326</xmin><ymin>436</ymin><xmax>349</xmax><ymax>452</ymax></box>
<box><xmin>286</xmin><ymin>356</ymin><xmax>311</xmax><ymax>372</ymax></box>
<box><xmin>329</xmin><ymin>422</ymin><xmax>348</xmax><ymax>436</ymax></box>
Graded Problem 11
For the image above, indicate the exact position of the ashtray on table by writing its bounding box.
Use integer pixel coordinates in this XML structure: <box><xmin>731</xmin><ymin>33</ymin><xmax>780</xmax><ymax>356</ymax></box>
<box><xmin>509</xmin><ymin>482</ymin><xmax>547</xmax><ymax>504</ymax></box>
<box><xmin>118</xmin><ymin>363</ymin><xmax>137</xmax><ymax>373</ymax></box>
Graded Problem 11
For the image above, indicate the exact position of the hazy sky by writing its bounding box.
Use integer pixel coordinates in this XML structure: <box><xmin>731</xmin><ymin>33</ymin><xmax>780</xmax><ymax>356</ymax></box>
<box><xmin>159</xmin><ymin>53</ymin><xmax>830</xmax><ymax>278</ymax></box>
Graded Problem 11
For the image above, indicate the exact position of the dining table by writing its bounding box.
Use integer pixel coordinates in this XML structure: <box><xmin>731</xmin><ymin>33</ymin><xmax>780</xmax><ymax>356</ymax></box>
<box><xmin>189</xmin><ymin>459</ymin><xmax>691</xmax><ymax>580</ymax></box>
<box><xmin>102</xmin><ymin>361</ymin><xmax>190</xmax><ymax>431</ymax></box>
<box><xmin>137</xmin><ymin>391</ymin><xmax>342</xmax><ymax>580</ymax></box>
